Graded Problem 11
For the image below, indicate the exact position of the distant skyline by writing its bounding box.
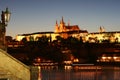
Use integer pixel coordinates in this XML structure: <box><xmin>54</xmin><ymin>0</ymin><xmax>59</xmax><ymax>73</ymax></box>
<box><xmin>0</xmin><ymin>0</ymin><xmax>120</xmax><ymax>38</ymax></box>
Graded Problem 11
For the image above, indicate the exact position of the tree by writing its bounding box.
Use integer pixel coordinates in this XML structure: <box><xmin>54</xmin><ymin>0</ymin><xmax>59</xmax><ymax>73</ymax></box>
<box><xmin>37</xmin><ymin>35</ymin><xmax>49</xmax><ymax>44</ymax></box>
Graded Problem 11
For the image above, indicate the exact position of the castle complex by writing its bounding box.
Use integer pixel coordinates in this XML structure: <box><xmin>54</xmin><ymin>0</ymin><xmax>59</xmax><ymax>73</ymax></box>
<box><xmin>54</xmin><ymin>17</ymin><xmax>80</xmax><ymax>32</ymax></box>
<box><xmin>15</xmin><ymin>17</ymin><xmax>120</xmax><ymax>43</ymax></box>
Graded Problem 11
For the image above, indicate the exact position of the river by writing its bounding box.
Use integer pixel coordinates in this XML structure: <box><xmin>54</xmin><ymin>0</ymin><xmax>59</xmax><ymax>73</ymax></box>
<box><xmin>33</xmin><ymin>65</ymin><xmax>120</xmax><ymax>80</ymax></box>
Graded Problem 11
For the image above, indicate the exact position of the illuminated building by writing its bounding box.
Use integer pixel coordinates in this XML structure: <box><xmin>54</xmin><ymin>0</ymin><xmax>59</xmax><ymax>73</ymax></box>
<box><xmin>15</xmin><ymin>17</ymin><xmax>120</xmax><ymax>43</ymax></box>
<box><xmin>15</xmin><ymin>17</ymin><xmax>88</xmax><ymax>41</ymax></box>
<box><xmin>54</xmin><ymin>17</ymin><xmax>80</xmax><ymax>32</ymax></box>
<box><xmin>97</xmin><ymin>52</ymin><xmax>120</xmax><ymax>63</ymax></box>
<box><xmin>16</xmin><ymin>32</ymin><xmax>59</xmax><ymax>42</ymax></box>
<box><xmin>86</xmin><ymin>30</ymin><xmax>120</xmax><ymax>43</ymax></box>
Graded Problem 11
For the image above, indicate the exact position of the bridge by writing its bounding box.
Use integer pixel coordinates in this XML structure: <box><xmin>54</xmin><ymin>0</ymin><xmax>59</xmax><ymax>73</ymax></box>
<box><xmin>0</xmin><ymin>49</ymin><xmax>30</xmax><ymax>80</ymax></box>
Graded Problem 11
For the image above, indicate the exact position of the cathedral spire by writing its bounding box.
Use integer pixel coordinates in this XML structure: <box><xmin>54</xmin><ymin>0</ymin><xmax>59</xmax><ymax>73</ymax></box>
<box><xmin>68</xmin><ymin>19</ymin><xmax>70</xmax><ymax>26</ymax></box>
<box><xmin>99</xmin><ymin>26</ymin><xmax>105</xmax><ymax>32</ymax></box>
<box><xmin>62</xmin><ymin>16</ymin><xmax>64</xmax><ymax>23</ymax></box>
<box><xmin>60</xmin><ymin>16</ymin><xmax>64</xmax><ymax>24</ymax></box>
<box><xmin>56</xmin><ymin>20</ymin><xmax>58</xmax><ymax>26</ymax></box>
<box><xmin>55</xmin><ymin>20</ymin><xmax>59</xmax><ymax>32</ymax></box>
<box><xmin>60</xmin><ymin>16</ymin><xmax>65</xmax><ymax>25</ymax></box>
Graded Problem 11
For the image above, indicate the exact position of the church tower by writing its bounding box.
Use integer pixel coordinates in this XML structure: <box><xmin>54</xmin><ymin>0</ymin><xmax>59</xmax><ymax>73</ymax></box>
<box><xmin>54</xmin><ymin>20</ymin><xmax>59</xmax><ymax>32</ymax></box>
<box><xmin>59</xmin><ymin>16</ymin><xmax>65</xmax><ymax>32</ymax></box>
<box><xmin>99</xmin><ymin>26</ymin><xmax>105</xmax><ymax>32</ymax></box>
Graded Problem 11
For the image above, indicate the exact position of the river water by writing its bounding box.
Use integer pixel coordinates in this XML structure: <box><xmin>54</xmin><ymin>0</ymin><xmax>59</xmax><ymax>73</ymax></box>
<box><xmin>35</xmin><ymin>65</ymin><xmax>120</xmax><ymax>80</ymax></box>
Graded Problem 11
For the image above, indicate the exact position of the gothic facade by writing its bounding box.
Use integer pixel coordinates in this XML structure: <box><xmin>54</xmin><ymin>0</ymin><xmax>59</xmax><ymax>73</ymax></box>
<box><xmin>54</xmin><ymin>17</ymin><xmax>80</xmax><ymax>32</ymax></box>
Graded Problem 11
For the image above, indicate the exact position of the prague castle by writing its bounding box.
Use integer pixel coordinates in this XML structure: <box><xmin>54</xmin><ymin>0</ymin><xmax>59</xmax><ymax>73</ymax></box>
<box><xmin>15</xmin><ymin>17</ymin><xmax>120</xmax><ymax>43</ymax></box>
<box><xmin>16</xmin><ymin>17</ymin><xmax>88</xmax><ymax>41</ymax></box>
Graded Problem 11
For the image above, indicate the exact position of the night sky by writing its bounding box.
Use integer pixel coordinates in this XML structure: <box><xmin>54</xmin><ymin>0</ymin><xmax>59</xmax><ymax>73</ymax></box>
<box><xmin>0</xmin><ymin>0</ymin><xmax>120</xmax><ymax>38</ymax></box>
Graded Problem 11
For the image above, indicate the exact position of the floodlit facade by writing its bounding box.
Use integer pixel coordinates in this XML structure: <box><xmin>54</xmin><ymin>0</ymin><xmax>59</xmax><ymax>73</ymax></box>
<box><xmin>16</xmin><ymin>32</ymin><xmax>59</xmax><ymax>42</ymax></box>
<box><xmin>15</xmin><ymin>17</ymin><xmax>120</xmax><ymax>43</ymax></box>
<box><xmin>97</xmin><ymin>53</ymin><xmax>120</xmax><ymax>62</ymax></box>
<box><xmin>15</xmin><ymin>17</ymin><xmax>88</xmax><ymax>42</ymax></box>
<box><xmin>54</xmin><ymin>17</ymin><xmax>80</xmax><ymax>32</ymax></box>
<box><xmin>16</xmin><ymin>30</ymin><xmax>120</xmax><ymax>43</ymax></box>
<box><xmin>86</xmin><ymin>31</ymin><xmax>120</xmax><ymax>43</ymax></box>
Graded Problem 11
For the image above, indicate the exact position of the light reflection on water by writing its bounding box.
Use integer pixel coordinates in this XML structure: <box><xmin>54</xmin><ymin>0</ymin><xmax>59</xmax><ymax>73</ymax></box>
<box><xmin>37</xmin><ymin>66</ymin><xmax>120</xmax><ymax>80</ymax></box>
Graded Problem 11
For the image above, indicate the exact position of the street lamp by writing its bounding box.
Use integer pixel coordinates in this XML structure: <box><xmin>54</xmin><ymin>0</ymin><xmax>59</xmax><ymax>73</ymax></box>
<box><xmin>0</xmin><ymin>8</ymin><xmax>11</xmax><ymax>51</ymax></box>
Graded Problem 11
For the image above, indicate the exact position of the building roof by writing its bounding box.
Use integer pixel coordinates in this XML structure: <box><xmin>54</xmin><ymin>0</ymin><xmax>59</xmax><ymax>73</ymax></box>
<box><xmin>65</xmin><ymin>25</ymin><xmax>80</xmax><ymax>30</ymax></box>
<box><xmin>89</xmin><ymin>31</ymin><xmax>120</xmax><ymax>34</ymax></box>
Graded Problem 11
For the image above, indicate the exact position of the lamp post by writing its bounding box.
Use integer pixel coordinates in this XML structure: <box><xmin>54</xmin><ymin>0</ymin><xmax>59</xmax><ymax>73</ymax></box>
<box><xmin>0</xmin><ymin>8</ymin><xmax>11</xmax><ymax>51</ymax></box>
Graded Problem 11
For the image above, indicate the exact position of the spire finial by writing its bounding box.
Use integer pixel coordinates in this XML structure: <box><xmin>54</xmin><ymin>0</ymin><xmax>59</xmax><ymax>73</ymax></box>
<box><xmin>56</xmin><ymin>20</ymin><xmax>58</xmax><ymax>26</ymax></box>
<box><xmin>68</xmin><ymin>19</ymin><xmax>70</xmax><ymax>26</ymax></box>
<box><xmin>56</xmin><ymin>20</ymin><xmax>57</xmax><ymax>24</ymax></box>
<box><xmin>62</xmin><ymin>16</ymin><xmax>64</xmax><ymax>23</ymax></box>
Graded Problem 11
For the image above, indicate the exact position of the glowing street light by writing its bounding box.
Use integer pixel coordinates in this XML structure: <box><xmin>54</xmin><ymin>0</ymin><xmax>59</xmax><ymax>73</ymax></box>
<box><xmin>0</xmin><ymin>8</ymin><xmax>11</xmax><ymax>51</ymax></box>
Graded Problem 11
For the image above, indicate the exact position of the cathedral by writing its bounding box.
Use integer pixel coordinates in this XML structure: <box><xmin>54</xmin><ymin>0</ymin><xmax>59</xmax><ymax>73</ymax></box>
<box><xmin>54</xmin><ymin>17</ymin><xmax>80</xmax><ymax>32</ymax></box>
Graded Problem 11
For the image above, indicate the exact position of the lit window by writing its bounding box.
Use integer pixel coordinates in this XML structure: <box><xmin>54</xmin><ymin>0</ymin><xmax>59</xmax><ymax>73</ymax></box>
<box><xmin>107</xmin><ymin>57</ymin><xmax>112</xmax><ymax>60</ymax></box>
<box><xmin>102</xmin><ymin>56</ymin><xmax>106</xmax><ymax>60</ymax></box>
<box><xmin>113</xmin><ymin>56</ymin><xmax>117</xmax><ymax>60</ymax></box>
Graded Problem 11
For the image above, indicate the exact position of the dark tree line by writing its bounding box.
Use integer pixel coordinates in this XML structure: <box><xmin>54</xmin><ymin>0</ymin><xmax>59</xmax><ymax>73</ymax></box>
<box><xmin>8</xmin><ymin>35</ymin><xmax>116</xmax><ymax>65</ymax></box>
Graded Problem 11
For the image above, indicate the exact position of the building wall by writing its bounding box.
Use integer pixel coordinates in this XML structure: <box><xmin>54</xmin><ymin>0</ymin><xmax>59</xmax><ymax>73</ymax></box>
<box><xmin>15</xmin><ymin>31</ymin><xmax>120</xmax><ymax>43</ymax></box>
<box><xmin>86</xmin><ymin>32</ymin><xmax>120</xmax><ymax>43</ymax></box>
<box><xmin>15</xmin><ymin>31</ymin><xmax>88</xmax><ymax>42</ymax></box>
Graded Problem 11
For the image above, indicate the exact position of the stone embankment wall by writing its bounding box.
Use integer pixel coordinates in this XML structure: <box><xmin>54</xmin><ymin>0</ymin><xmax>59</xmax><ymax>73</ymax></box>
<box><xmin>0</xmin><ymin>49</ymin><xmax>30</xmax><ymax>80</ymax></box>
